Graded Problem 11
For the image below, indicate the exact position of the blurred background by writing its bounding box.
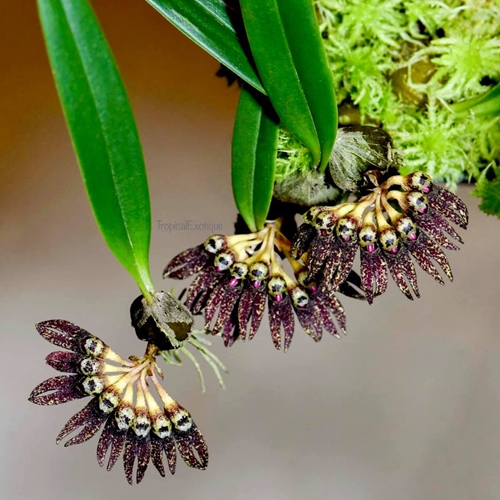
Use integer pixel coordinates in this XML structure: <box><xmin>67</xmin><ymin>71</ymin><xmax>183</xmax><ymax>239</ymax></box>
<box><xmin>2</xmin><ymin>1</ymin><xmax>500</xmax><ymax>499</ymax></box>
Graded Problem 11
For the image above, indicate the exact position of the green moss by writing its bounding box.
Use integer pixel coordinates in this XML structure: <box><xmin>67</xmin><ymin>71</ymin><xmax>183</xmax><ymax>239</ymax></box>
<box><xmin>276</xmin><ymin>0</ymin><xmax>500</xmax><ymax>211</ymax></box>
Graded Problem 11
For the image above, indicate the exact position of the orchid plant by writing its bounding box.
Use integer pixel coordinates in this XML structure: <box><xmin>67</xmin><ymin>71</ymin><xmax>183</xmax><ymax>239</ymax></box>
<box><xmin>30</xmin><ymin>0</ymin><xmax>498</xmax><ymax>485</ymax></box>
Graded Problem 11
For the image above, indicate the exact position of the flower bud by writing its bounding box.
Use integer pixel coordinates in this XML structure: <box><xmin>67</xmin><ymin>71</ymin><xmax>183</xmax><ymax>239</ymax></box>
<box><xmin>214</xmin><ymin>252</ymin><xmax>234</xmax><ymax>272</ymax></box>
<box><xmin>249</xmin><ymin>262</ymin><xmax>269</xmax><ymax>288</ymax></box>
<box><xmin>336</xmin><ymin>216</ymin><xmax>358</xmax><ymax>243</ymax></box>
<box><xmin>313</xmin><ymin>210</ymin><xmax>338</xmax><ymax>235</ymax></box>
<box><xmin>359</xmin><ymin>224</ymin><xmax>377</xmax><ymax>253</ymax></box>
<box><xmin>395</xmin><ymin>216</ymin><xmax>418</xmax><ymax>241</ymax></box>
<box><xmin>229</xmin><ymin>262</ymin><xmax>248</xmax><ymax>287</ymax></box>
<box><xmin>203</xmin><ymin>235</ymin><xmax>226</xmax><ymax>254</ymax></box>
<box><xmin>82</xmin><ymin>375</ymin><xmax>107</xmax><ymax>396</ymax></box>
<box><xmin>406</xmin><ymin>191</ymin><xmax>428</xmax><ymax>214</ymax></box>
<box><xmin>98</xmin><ymin>388</ymin><xmax>120</xmax><ymax>414</ymax></box>
<box><xmin>291</xmin><ymin>287</ymin><xmax>309</xmax><ymax>309</ymax></box>
<box><xmin>115</xmin><ymin>404</ymin><xmax>135</xmax><ymax>431</ymax></box>
<box><xmin>81</xmin><ymin>336</ymin><xmax>107</xmax><ymax>358</ymax></box>
<box><xmin>133</xmin><ymin>409</ymin><xmax>152</xmax><ymax>439</ymax></box>
<box><xmin>78</xmin><ymin>357</ymin><xmax>103</xmax><ymax>376</ymax></box>
<box><xmin>406</xmin><ymin>172</ymin><xmax>432</xmax><ymax>194</ymax></box>
<box><xmin>379</xmin><ymin>228</ymin><xmax>399</xmax><ymax>253</ymax></box>
<box><xmin>152</xmin><ymin>412</ymin><xmax>173</xmax><ymax>439</ymax></box>
<box><xmin>268</xmin><ymin>276</ymin><xmax>287</xmax><ymax>303</ymax></box>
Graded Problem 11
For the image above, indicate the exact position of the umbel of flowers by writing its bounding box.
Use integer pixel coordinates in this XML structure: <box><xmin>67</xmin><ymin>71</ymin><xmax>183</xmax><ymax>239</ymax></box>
<box><xmin>292</xmin><ymin>171</ymin><xmax>468</xmax><ymax>303</ymax></box>
<box><xmin>165</xmin><ymin>171</ymin><xmax>467</xmax><ymax>347</ymax></box>
<box><xmin>29</xmin><ymin>320</ymin><xmax>208</xmax><ymax>485</ymax></box>
<box><xmin>163</xmin><ymin>220</ymin><xmax>358</xmax><ymax>351</ymax></box>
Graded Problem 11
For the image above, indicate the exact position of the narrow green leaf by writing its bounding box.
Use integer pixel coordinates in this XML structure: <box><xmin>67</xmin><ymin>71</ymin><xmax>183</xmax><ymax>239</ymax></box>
<box><xmin>38</xmin><ymin>0</ymin><xmax>155</xmax><ymax>300</ymax></box>
<box><xmin>239</xmin><ymin>0</ymin><xmax>337</xmax><ymax>168</ymax></box>
<box><xmin>144</xmin><ymin>0</ymin><xmax>265</xmax><ymax>94</ymax></box>
<box><xmin>239</xmin><ymin>0</ymin><xmax>319</xmax><ymax>165</ymax></box>
<box><xmin>276</xmin><ymin>0</ymin><xmax>337</xmax><ymax>172</ymax></box>
<box><xmin>232</xmin><ymin>85</ymin><xmax>279</xmax><ymax>231</ymax></box>
<box><xmin>452</xmin><ymin>84</ymin><xmax>500</xmax><ymax>116</ymax></box>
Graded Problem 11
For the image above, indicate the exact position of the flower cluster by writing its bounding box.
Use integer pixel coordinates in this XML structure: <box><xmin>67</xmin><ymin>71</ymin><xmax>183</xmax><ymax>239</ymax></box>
<box><xmin>29</xmin><ymin>320</ymin><xmax>208</xmax><ymax>485</ymax></box>
<box><xmin>163</xmin><ymin>221</ymin><xmax>358</xmax><ymax>351</ymax></box>
<box><xmin>292</xmin><ymin>171</ymin><xmax>468</xmax><ymax>303</ymax></box>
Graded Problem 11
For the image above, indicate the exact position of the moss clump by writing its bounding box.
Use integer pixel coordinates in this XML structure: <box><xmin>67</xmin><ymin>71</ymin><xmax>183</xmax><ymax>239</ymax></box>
<box><xmin>276</xmin><ymin>0</ymin><xmax>500</xmax><ymax>201</ymax></box>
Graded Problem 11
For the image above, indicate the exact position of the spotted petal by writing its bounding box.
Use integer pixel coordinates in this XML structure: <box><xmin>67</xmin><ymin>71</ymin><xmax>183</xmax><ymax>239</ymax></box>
<box><xmin>360</xmin><ymin>249</ymin><xmax>388</xmax><ymax>304</ymax></box>
<box><xmin>29</xmin><ymin>375</ymin><xmax>85</xmax><ymax>406</ymax></box>
<box><xmin>268</xmin><ymin>296</ymin><xmax>295</xmax><ymax>351</ymax></box>
<box><xmin>175</xmin><ymin>424</ymin><xmax>209</xmax><ymax>470</ymax></box>
<box><xmin>150</xmin><ymin>433</ymin><xmax>177</xmax><ymax>476</ymax></box>
<box><xmin>163</xmin><ymin>245</ymin><xmax>210</xmax><ymax>279</ymax></box>
<box><xmin>56</xmin><ymin>398</ymin><xmax>107</xmax><ymax>446</ymax></box>
<box><xmin>97</xmin><ymin>417</ymin><xmax>127</xmax><ymax>471</ymax></box>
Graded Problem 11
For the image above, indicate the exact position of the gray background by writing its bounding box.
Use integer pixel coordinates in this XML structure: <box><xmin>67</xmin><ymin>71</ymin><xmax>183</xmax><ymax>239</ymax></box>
<box><xmin>2</xmin><ymin>1</ymin><xmax>500</xmax><ymax>499</ymax></box>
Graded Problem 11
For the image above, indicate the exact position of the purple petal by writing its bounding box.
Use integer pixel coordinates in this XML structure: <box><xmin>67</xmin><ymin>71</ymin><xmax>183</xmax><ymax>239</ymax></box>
<box><xmin>407</xmin><ymin>234</ymin><xmax>447</xmax><ymax>284</ymax></box>
<box><xmin>416</xmin><ymin>210</ymin><xmax>462</xmax><ymax>249</ymax></box>
<box><xmin>412</xmin><ymin>232</ymin><xmax>453</xmax><ymax>281</ymax></box>
<box><xmin>163</xmin><ymin>245</ymin><xmax>208</xmax><ymax>279</ymax></box>
<box><xmin>268</xmin><ymin>296</ymin><xmax>295</xmax><ymax>351</ymax></box>
<box><xmin>56</xmin><ymin>399</ymin><xmax>106</xmax><ymax>445</ymax></box>
<box><xmin>123</xmin><ymin>432</ymin><xmax>138</xmax><ymax>485</ymax></box>
<box><xmin>150</xmin><ymin>434</ymin><xmax>166</xmax><ymax>477</ymax></box>
<box><xmin>29</xmin><ymin>375</ymin><xmax>84</xmax><ymax>406</ymax></box>
<box><xmin>164</xmin><ymin>437</ymin><xmax>177</xmax><ymax>474</ymax></box>
<box><xmin>36</xmin><ymin>320</ymin><xmax>90</xmax><ymax>352</ymax></box>
<box><xmin>432</xmin><ymin>186</ymin><xmax>468</xmax><ymax>227</ymax></box>
<box><xmin>360</xmin><ymin>250</ymin><xmax>388</xmax><ymax>304</ymax></box>
<box><xmin>314</xmin><ymin>299</ymin><xmax>339</xmax><ymax>338</ymax></box>
<box><xmin>316</xmin><ymin>286</ymin><xmax>346</xmax><ymax>334</ymax></box>
<box><xmin>384</xmin><ymin>249</ymin><xmax>420</xmax><ymax>300</ymax></box>
<box><xmin>249</xmin><ymin>288</ymin><xmax>267</xmax><ymax>340</ymax></box>
<box><xmin>237</xmin><ymin>285</ymin><xmax>267</xmax><ymax>341</ymax></box>
<box><xmin>205</xmin><ymin>277</ymin><xmax>244</xmax><ymax>335</ymax></box>
<box><xmin>97</xmin><ymin>417</ymin><xmax>127</xmax><ymax>471</ymax></box>
<box><xmin>150</xmin><ymin>433</ymin><xmax>177</xmax><ymax>476</ymax></box>
<box><xmin>136</xmin><ymin>436</ymin><xmax>151</xmax><ymax>484</ymax></box>
<box><xmin>45</xmin><ymin>352</ymin><xmax>83</xmax><ymax>373</ymax></box>
<box><xmin>360</xmin><ymin>251</ymin><xmax>377</xmax><ymax>304</ymax></box>
<box><xmin>204</xmin><ymin>283</ymin><xmax>227</xmax><ymax>328</ymax></box>
<box><xmin>222</xmin><ymin>316</ymin><xmax>240</xmax><ymax>347</ymax></box>
<box><xmin>210</xmin><ymin>283</ymin><xmax>242</xmax><ymax>334</ymax></box>
<box><xmin>186</xmin><ymin>270</ymin><xmax>223</xmax><ymax>315</ymax></box>
<box><xmin>307</xmin><ymin>236</ymin><xmax>339</xmax><ymax>282</ymax></box>
<box><xmin>175</xmin><ymin>424</ymin><xmax>209</xmax><ymax>470</ymax></box>
<box><xmin>291</xmin><ymin>224</ymin><xmax>316</xmax><ymax>259</ymax></box>
<box><xmin>295</xmin><ymin>304</ymin><xmax>322</xmax><ymax>341</ymax></box>
<box><xmin>328</xmin><ymin>243</ymin><xmax>357</xmax><ymax>290</ymax></box>
<box><xmin>237</xmin><ymin>287</ymin><xmax>253</xmax><ymax>339</ymax></box>
<box><xmin>429</xmin><ymin>188</ymin><xmax>468</xmax><ymax>229</ymax></box>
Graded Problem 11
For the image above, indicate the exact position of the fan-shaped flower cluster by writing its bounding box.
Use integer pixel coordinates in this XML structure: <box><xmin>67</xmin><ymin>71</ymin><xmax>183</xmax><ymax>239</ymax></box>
<box><xmin>164</xmin><ymin>222</ymin><xmax>358</xmax><ymax>351</ymax></box>
<box><xmin>292</xmin><ymin>171</ymin><xmax>468</xmax><ymax>303</ymax></box>
<box><xmin>29</xmin><ymin>320</ymin><xmax>208</xmax><ymax>484</ymax></box>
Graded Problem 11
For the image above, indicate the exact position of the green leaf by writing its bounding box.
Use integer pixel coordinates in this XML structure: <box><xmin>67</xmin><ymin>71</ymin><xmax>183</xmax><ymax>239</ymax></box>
<box><xmin>276</xmin><ymin>0</ymin><xmax>337</xmax><ymax>172</ymax></box>
<box><xmin>239</xmin><ymin>0</ymin><xmax>337</xmax><ymax>169</ymax></box>
<box><xmin>38</xmin><ymin>0</ymin><xmax>155</xmax><ymax>301</ymax></box>
<box><xmin>452</xmin><ymin>83</ymin><xmax>500</xmax><ymax>116</ymax></box>
<box><xmin>144</xmin><ymin>0</ymin><xmax>265</xmax><ymax>94</ymax></box>
<box><xmin>473</xmin><ymin>165</ymin><xmax>500</xmax><ymax>218</ymax></box>
<box><xmin>232</xmin><ymin>85</ymin><xmax>279</xmax><ymax>231</ymax></box>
